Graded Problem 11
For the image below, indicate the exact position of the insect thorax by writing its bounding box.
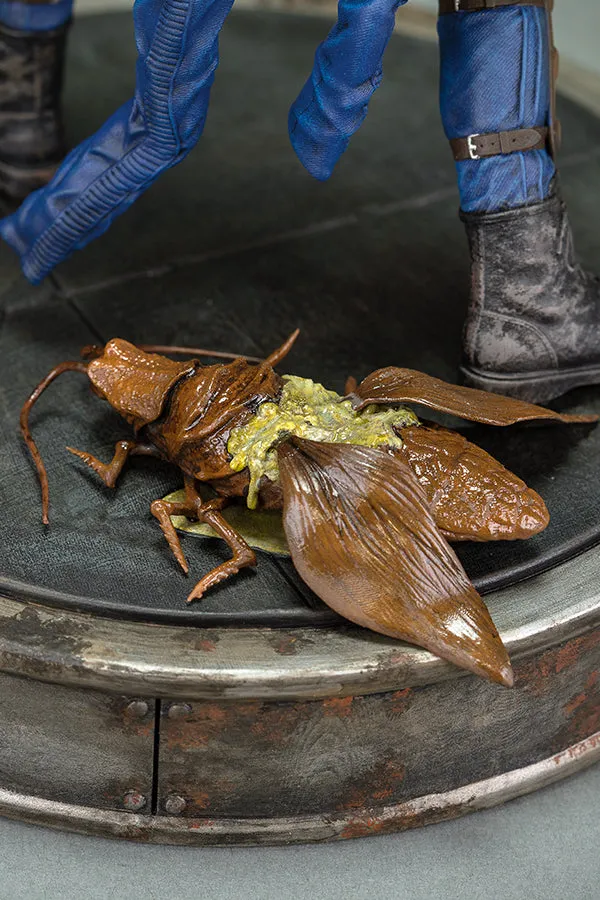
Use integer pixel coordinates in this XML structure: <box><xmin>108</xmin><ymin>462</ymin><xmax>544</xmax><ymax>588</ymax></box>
<box><xmin>227</xmin><ymin>375</ymin><xmax>419</xmax><ymax>508</ymax></box>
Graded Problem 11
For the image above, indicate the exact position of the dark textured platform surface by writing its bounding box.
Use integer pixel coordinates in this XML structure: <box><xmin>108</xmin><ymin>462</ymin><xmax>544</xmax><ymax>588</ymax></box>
<box><xmin>0</xmin><ymin>10</ymin><xmax>599</xmax><ymax>625</ymax></box>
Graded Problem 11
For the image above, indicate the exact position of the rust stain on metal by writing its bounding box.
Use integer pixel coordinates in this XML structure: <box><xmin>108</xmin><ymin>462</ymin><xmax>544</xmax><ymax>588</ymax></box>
<box><xmin>234</xmin><ymin>700</ymin><xmax>262</xmax><ymax>718</ymax></box>
<box><xmin>188</xmin><ymin>820</ymin><xmax>217</xmax><ymax>830</ymax></box>
<box><xmin>165</xmin><ymin>703</ymin><xmax>230</xmax><ymax>751</ymax></box>
<box><xmin>337</xmin><ymin>787</ymin><xmax>372</xmax><ymax>811</ymax></box>
<box><xmin>323</xmin><ymin>697</ymin><xmax>353</xmax><ymax>718</ymax></box>
<box><xmin>121</xmin><ymin>717</ymin><xmax>154</xmax><ymax>740</ymax></box>
<box><xmin>249</xmin><ymin>701</ymin><xmax>310</xmax><ymax>746</ymax></box>
<box><xmin>554</xmin><ymin>668</ymin><xmax>600</xmax><ymax>750</ymax></box>
<box><xmin>517</xmin><ymin>630</ymin><xmax>600</xmax><ymax>696</ymax></box>
<box><xmin>339</xmin><ymin>799</ymin><xmax>468</xmax><ymax>840</ymax></box>
<box><xmin>112</xmin><ymin>699</ymin><xmax>154</xmax><ymax>738</ymax></box>
<box><xmin>164</xmin><ymin>699</ymin><xmax>314</xmax><ymax>752</ymax></box>
<box><xmin>179</xmin><ymin>630</ymin><xmax>220</xmax><ymax>652</ymax></box>
<box><xmin>336</xmin><ymin>759</ymin><xmax>406</xmax><ymax>812</ymax></box>
<box><xmin>189</xmin><ymin>790</ymin><xmax>211</xmax><ymax>811</ymax></box>
<box><xmin>181</xmin><ymin>776</ymin><xmax>238</xmax><ymax>815</ymax></box>
<box><xmin>563</xmin><ymin>670</ymin><xmax>599</xmax><ymax>716</ymax></box>
<box><xmin>195</xmin><ymin>639</ymin><xmax>219</xmax><ymax>652</ymax></box>
<box><xmin>270</xmin><ymin>635</ymin><xmax>300</xmax><ymax>656</ymax></box>
<box><xmin>371</xmin><ymin>788</ymin><xmax>394</xmax><ymax>801</ymax></box>
<box><xmin>102</xmin><ymin>780</ymin><xmax>149</xmax><ymax>811</ymax></box>
<box><xmin>266</xmin><ymin>632</ymin><xmax>315</xmax><ymax>656</ymax></box>
<box><xmin>553</xmin><ymin>732</ymin><xmax>600</xmax><ymax>764</ymax></box>
<box><xmin>339</xmin><ymin>816</ymin><xmax>390</xmax><ymax>839</ymax></box>
<box><xmin>388</xmin><ymin>688</ymin><xmax>413</xmax><ymax>714</ymax></box>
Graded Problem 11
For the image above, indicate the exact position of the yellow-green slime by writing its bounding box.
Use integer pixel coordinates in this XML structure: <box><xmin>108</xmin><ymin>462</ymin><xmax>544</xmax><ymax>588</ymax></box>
<box><xmin>227</xmin><ymin>375</ymin><xmax>419</xmax><ymax>508</ymax></box>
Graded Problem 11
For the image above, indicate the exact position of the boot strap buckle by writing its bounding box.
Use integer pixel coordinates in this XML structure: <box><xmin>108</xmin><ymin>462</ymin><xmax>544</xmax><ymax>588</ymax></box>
<box><xmin>450</xmin><ymin>127</ymin><xmax>549</xmax><ymax>162</ymax></box>
<box><xmin>467</xmin><ymin>134</ymin><xmax>481</xmax><ymax>160</ymax></box>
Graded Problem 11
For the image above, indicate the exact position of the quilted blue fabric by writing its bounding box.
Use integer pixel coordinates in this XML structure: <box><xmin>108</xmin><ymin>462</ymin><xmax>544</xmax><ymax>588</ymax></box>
<box><xmin>0</xmin><ymin>0</ymin><xmax>72</xmax><ymax>31</ymax></box>
<box><xmin>288</xmin><ymin>0</ymin><xmax>408</xmax><ymax>181</ymax></box>
<box><xmin>0</xmin><ymin>0</ymin><xmax>235</xmax><ymax>283</ymax></box>
<box><xmin>438</xmin><ymin>6</ymin><xmax>555</xmax><ymax>213</ymax></box>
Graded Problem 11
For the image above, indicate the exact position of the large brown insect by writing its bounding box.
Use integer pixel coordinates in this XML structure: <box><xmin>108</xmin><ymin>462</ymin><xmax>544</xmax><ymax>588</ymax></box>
<box><xmin>21</xmin><ymin>331</ymin><xmax>596</xmax><ymax>688</ymax></box>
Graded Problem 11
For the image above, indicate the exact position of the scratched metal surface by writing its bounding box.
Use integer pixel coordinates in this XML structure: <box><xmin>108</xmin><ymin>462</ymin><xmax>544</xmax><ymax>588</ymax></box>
<box><xmin>0</xmin><ymin>671</ymin><xmax>154</xmax><ymax>811</ymax></box>
<box><xmin>154</xmin><ymin>632</ymin><xmax>600</xmax><ymax>822</ymax></box>
<box><xmin>0</xmin><ymin>10</ymin><xmax>599</xmax><ymax>626</ymax></box>
<box><xmin>0</xmin><ymin>600</ymin><xmax>598</xmax><ymax>840</ymax></box>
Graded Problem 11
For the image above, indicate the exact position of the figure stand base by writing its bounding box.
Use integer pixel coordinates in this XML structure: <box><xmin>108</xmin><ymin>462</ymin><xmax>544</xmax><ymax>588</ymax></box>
<box><xmin>0</xmin><ymin>8</ymin><xmax>599</xmax><ymax>843</ymax></box>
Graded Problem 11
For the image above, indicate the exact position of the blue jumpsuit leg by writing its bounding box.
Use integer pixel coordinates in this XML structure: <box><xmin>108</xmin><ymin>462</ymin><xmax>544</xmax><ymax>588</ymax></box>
<box><xmin>289</xmin><ymin>0</ymin><xmax>408</xmax><ymax>181</ymax></box>
<box><xmin>289</xmin><ymin>2</ymin><xmax>555</xmax><ymax>216</ymax></box>
<box><xmin>438</xmin><ymin>5</ymin><xmax>555</xmax><ymax>213</ymax></box>
<box><xmin>0</xmin><ymin>0</ymin><xmax>235</xmax><ymax>283</ymax></box>
<box><xmin>0</xmin><ymin>0</ymin><xmax>72</xmax><ymax>31</ymax></box>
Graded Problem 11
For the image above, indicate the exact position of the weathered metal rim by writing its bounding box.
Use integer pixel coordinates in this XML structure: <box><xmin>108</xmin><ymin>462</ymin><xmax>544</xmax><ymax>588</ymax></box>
<box><xmin>2</xmin><ymin>730</ymin><xmax>598</xmax><ymax>846</ymax></box>
<box><xmin>0</xmin><ymin>546</ymin><xmax>599</xmax><ymax>699</ymax></box>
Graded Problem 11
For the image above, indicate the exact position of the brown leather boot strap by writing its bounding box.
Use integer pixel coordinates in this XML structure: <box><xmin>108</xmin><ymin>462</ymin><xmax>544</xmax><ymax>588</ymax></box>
<box><xmin>546</xmin><ymin>0</ymin><xmax>561</xmax><ymax>156</ymax></box>
<box><xmin>439</xmin><ymin>0</ymin><xmax>546</xmax><ymax>12</ymax></box>
<box><xmin>450</xmin><ymin>127</ymin><xmax>549</xmax><ymax>161</ymax></box>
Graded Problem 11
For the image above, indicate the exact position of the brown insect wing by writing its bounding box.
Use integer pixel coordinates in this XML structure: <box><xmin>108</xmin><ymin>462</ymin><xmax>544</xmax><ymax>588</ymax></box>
<box><xmin>351</xmin><ymin>367</ymin><xmax>598</xmax><ymax>426</ymax></box>
<box><xmin>395</xmin><ymin>424</ymin><xmax>550</xmax><ymax>542</ymax></box>
<box><xmin>277</xmin><ymin>436</ymin><xmax>513</xmax><ymax>687</ymax></box>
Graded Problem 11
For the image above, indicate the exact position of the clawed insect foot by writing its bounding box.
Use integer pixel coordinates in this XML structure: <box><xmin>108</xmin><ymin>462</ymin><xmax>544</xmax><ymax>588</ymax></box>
<box><xmin>185</xmin><ymin>565</ymin><xmax>242</xmax><ymax>604</ymax></box>
<box><xmin>67</xmin><ymin>439</ymin><xmax>136</xmax><ymax>488</ymax></box>
<box><xmin>67</xmin><ymin>446</ymin><xmax>114</xmax><ymax>485</ymax></box>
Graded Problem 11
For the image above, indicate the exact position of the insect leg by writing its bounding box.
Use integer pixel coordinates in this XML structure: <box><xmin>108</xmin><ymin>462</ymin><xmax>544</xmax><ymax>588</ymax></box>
<box><xmin>67</xmin><ymin>440</ymin><xmax>160</xmax><ymax>488</ymax></box>
<box><xmin>151</xmin><ymin>474</ymin><xmax>211</xmax><ymax>574</ymax></box>
<box><xmin>150</xmin><ymin>496</ymin><xmax>194</xmax><ymax>574</ymax></box>
<box><xmin>186</xmin><ymin>498</ymin><xmax>257</xmax><ymax>603</ymax></box>
<box><xmin>151</xmin><ymin>475</ymin><xmax>257</xmax><ymax>596</ymax></box>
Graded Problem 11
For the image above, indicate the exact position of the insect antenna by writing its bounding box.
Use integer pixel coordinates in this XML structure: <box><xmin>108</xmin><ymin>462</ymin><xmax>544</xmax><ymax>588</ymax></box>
<box><xmin>138</xmin><ymin>345</ymin><xmax>263</xmax><ymax>363</ymax></box>
<box><xmin>20</xmin><ymin>360</ymin><xmax>90</xmax><ymax>525</ymax></box>
<box><xmin>264</xmin><ymin>329</ymin><xmax>300</xmax><ymax>368</ymax></box>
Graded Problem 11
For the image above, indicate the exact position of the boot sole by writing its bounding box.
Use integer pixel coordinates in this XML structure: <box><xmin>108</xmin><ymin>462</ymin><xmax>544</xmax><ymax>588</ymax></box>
<box><xmin>460</xmin><ymin>364</ymin><xmax>600</xmax><ymax>405</ymax></box>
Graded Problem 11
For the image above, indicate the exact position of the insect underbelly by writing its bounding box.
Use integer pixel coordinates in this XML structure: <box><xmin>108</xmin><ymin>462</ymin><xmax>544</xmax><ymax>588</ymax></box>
<box><xmin>209</xmin><ymin>470</ymin><xmax>284</xmax><ymax>510</ymax></box>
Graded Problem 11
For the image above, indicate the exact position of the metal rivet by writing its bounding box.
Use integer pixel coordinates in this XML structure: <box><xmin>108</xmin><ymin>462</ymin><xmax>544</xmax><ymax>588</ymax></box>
<box><xmin>123</xmin><ymin>791</ymin><xmax>147</xmax><ymax>812</ymax></box>
<box><xmin>125</xmin><ymin>699</ymin><xmax>150</xmax><ymax>718</ymax></box>
<box><xmin>165</xmin><ymin>794</ymin><xmax>187</xmax><ymax>815</ymax></box>
<box><xmin>167</xmin><ymin>703</ymin><xmax>192</xmax><ymax>719</ymax></box>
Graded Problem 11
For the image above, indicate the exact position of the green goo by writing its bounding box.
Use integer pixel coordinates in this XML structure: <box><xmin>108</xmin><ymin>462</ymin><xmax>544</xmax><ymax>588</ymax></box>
<box><xmin>227</xmin><ymin>375</ymin><xmax>419</xmax><ymax>508</ymax></box>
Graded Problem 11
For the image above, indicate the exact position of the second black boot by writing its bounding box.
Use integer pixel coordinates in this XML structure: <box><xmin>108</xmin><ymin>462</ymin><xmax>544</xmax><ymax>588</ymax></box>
<box><xmin>460</xmin><ymin>183</ymin><xmax>600</xmax><ymax>405</ymax></box>
<box><xmin>0</xmin><ymin>21</ymin><xmax>69</xmax><ymax>204</ymax></box>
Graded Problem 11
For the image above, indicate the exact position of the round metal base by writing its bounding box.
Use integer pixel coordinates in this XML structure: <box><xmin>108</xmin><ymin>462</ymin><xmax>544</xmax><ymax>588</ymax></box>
<box><xmin>1</xmin><ymin>7</ymin><xmax>600</xmax><ymax>845</ymax></box>
<box><xmin>2</xmin><ymin>731</ymin><xmax>599</xmax><ymax>845</ymax></box>
<box><xmin>0</xmin><ymin>545</ymin><xmax>599</xmax><ymax>845</ymax></box>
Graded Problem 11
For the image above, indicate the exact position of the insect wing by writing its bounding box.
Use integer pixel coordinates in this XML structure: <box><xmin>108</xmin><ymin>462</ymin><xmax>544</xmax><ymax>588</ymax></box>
<box><xmin>351</xmin><ymin>368</ymin><xmax>597</xmax><ymax>426</ymax></box>
<box><xmin>277</xmin><ymin>437</ymin><xmax>513</xmax><ymax>686</ymax></box>
<box><xmin>396</xmin><ymin>425</ymin><xmax>550</xmax><ymax>541</ymax></box>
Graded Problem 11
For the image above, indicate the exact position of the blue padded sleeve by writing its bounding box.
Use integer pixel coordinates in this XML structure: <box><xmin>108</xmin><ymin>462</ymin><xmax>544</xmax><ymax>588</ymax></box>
<box><xmin>438</xmin><ymin>6</ymin><xmax>555</xmax><ymax>213</ymax></box>
<box><xmin>0</xmin><ymin>0</ymin><xmax>234</xmax><ymax>283</ymax></box>
<box><xmin>0</xmin><ymin>0</ymin><xmax>72</xmax><ymax>31</ymax></box>
<box><xmin>289</xmin><ymin>0</ymin><xmax>408</xmax><ymax>181</ymax></box>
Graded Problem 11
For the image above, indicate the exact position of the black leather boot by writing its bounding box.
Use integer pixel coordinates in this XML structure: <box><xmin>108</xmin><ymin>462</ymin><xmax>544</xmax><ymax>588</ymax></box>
<box><xmin>0</xmin><ymin>21</ymin><xmax>69</xmax><ymax>204</ymax></box>
<box><xmin>460</xmin><ymin>183</ymin><xmax>600</xmax><ymax>405</ymax></box>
